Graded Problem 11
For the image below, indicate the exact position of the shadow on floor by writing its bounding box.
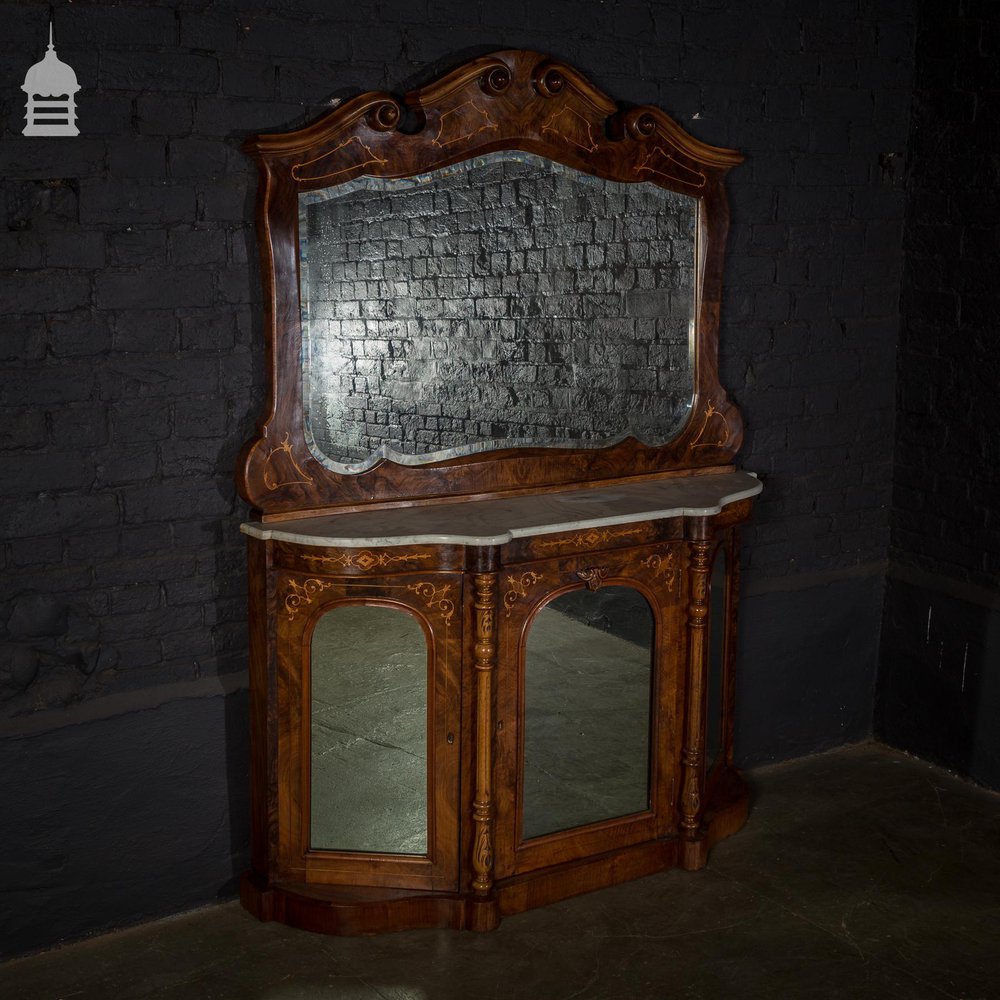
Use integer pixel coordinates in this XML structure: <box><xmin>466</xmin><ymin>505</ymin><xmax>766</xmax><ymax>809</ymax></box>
<box><xmin>2</xmin><ymin>742</ymin><xmax>998</xmax><ymax>1000</ymax></box>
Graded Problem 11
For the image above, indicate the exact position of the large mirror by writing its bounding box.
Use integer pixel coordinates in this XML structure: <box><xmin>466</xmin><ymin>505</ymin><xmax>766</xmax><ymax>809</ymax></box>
<box><xmin>310</xmin><ymin>604</ymin><xmax>428</xmax><ymax>854</ymax></box>
<box><xmin>522</xmin><ymin>585</ymin><xmax>654</xmax><ymax>840</ymax></box>
<box><xmin>299</xmin><ymin>152</ymin><xmax>697</xmax><ymax>472</ymax></box>
<box><xmin>240</xmin><ymin>48</ymin><xmax>745</xmax><ymax>515</ymax></box>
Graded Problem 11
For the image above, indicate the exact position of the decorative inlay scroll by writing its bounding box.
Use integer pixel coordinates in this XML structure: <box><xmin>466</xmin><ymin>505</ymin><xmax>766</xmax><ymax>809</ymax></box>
<box><xmin>283</xmin><ymin>577</ymin><xmax>334</xmax><ymax>621</ymax></box>
<box><xmin>541</xmin><ymin>107</ymin><xmax>598</xmax><ymax>152</ymax></box>
<box><xmin>503</xmin><ymin>571</ymin><xmax>543</xmax><ymax>618</ymax></box>
<box><xmin>301</xmin><ymin>550</ymin><xmax>433</xmax><ymax>573</ymax></box>
<box><xmin>291</xmin><ymin>135</ymin><xmax>388</xmax><ymax>183</ymax></box>
<box><xmin>691</xmin><ymin>402</ymin><xmax>731</xmax><ymax>450</ymax></box>
<box><xmin>642</xmin><ymin>551</ymin><xmax>677</xmax><ymax>592</ymax></box>
<box><xmin>576</xmin><ymin>567</ymin><xmax>608</xmax><ymax>591</ymax></box>
<box><xmin>406</xmin><ymin>581</ymin><xmax>456</xmax><ymax>626</ymax></box>
<box><xmin>283</xmin><ymin>575</ymin><xmax>455</xmax><ymax>625</ymax></box>
<box><xmin>535</xmin><ymin>525</ymin><xmax>646</xmax><ymax>551</ymax></box>
<box><xmin>262</xmin><ymin>433</ymin><xmax>314</xmax><ymax>491</ymax></box>
<box><xmin>432</xmin><ymin>102</ymin><xmax>497</xmax><ymax>148</ymax></box>
<box><xmin>636</xmin><ymin>145</ymin><xmax>707</xmax><ymax>189</ymax></box>
<box><xmin>471</xmin><ymin>572</ymin><xmax>497</xmax><ymax>895</ymax></box>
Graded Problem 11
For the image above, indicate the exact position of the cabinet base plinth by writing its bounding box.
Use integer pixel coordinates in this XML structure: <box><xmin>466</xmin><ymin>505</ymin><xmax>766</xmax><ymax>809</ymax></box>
<box><xmin>679</xmin><ymin>763</ymin><xmax>751</xmax><ymax>870</ymax></box>
<box><xmin>240</xmin><ymin>768</ymin><xmax>749</xmax><ymax>937</ymax></box>
<box><xmin>240</xmin><ymin>872</ymin><xmax>492</xmax><ymax>935</ymax></box>
<box><xmin>240</xmin><ymin>768</ymin><xmax>749</xmax><ymax>936</ymax></box>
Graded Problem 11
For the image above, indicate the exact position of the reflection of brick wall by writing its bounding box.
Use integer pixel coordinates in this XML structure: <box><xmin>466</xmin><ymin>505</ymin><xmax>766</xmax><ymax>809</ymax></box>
<box><xmin>301</xmin><ymin>155</ymin><xmax>695</xmax><ymax>464</ymax></box>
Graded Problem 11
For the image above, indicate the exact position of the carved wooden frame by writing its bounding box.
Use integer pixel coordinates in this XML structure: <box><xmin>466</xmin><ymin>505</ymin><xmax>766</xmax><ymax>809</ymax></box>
<box><xmin>239</xmin><ymin>49</ymin><xmax>744</xmax><ymax>519</ymax></box>
<box><xmin>275</xmin><ymin>573</ymin><xmax>462</xmax><ymax>889</ymax></box>
<box><xmin>492</xmin><ymin>550</ymin><xmax>686</xmax><ymax>881</ymax></box>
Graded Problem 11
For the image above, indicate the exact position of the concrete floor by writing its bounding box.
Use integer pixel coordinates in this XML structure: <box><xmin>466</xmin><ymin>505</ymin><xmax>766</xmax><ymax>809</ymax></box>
<box><xmin>3</xmin><ymin>743</ymin><xmax>999</xmax><ymax>999</ymax></box>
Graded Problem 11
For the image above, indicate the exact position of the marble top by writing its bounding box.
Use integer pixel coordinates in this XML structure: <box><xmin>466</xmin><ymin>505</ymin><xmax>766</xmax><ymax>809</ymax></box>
<box><xmin>241</xmin><ymin>471</ymin><xmax>762</xmax><ymax>549</ymax></box>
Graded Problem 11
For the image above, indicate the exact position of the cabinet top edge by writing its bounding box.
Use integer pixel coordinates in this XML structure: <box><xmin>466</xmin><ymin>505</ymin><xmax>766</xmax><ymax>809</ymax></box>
<box><xmin>241</xmin><ymin>471</ymin><xmax>762</xmax><ymax>550</ymax></box>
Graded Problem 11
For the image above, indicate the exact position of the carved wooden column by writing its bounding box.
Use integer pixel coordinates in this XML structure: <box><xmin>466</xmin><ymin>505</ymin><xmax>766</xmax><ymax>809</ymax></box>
<box><xmin>680</xmin><ymin>526</ymin><xmax>712</xmax><ymax>869</ymax></box>
<box><xmin>723</xmin><ymin>530</ymin><xmax>742</xmax><ymax>768</ymax></box>
<box><xmin>472</xmin><ymin>571</ymin><xmax>497</xmax><ymax>896</ymax></box>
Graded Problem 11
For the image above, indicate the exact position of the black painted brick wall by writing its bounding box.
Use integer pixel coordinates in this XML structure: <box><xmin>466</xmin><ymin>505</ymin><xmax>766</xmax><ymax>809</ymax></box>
<box><xmin>877</xmin><ymin>0</ymin><xmax>1000</xmax><ymax>789</ymax></box>
<box><xmin>0</xmin><ymin>0</ymin><xmax>917</xmax><ymax>957</ymax></box>
<box><xmin>886</xmin><ymin>0</ymin><xmax>1000</xmax><ymax>588</ymax></box>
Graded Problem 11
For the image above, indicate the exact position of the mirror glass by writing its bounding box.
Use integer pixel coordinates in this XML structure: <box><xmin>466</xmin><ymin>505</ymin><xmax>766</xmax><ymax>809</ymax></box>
<box><xmin>310</xmin><ymin>604</ymin><xmax>427</xmax><ymax>854</ymax></box>
<box><xmin>705</xmin><ymin>548</ymin><xmax>727</xmax><ymax>772</ymax></box>
<box><xmin>299</xmin><ymin>152</ymin><xmax>697</xmax><ymax>472</ymax></box>
<box><xmin>522</xmin><ymin>585</ymin><xmax>653</xmax><ymax>840</ymax></box>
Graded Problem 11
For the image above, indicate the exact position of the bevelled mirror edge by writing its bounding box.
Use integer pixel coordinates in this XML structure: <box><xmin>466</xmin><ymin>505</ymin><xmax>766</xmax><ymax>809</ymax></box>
<box><xmin>237</xmin><ymin>48</ymin><xmax>745</xmax><ymax>518</ymax></box>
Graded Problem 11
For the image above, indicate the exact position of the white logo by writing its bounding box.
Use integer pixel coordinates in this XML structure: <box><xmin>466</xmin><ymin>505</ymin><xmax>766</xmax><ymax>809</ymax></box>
<box><xmin>22</xmin><ymin>19</ymin><xmax>80</xmax><ymax>137</ymax></box>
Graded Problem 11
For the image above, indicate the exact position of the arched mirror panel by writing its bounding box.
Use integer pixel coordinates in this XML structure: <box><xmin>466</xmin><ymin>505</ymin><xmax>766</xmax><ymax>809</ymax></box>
<box><xmin>522</xmin><ymin>584</ymin><xmax>654</xmax><ymax>840</ymax></box>
<box><xmin>310</xmin><ymin>604</ymin><xmax>429</xmax><ymax>854</ymax></box>
<box><xmin>300</xmin><ymin>152</ymin><xmax>697</xmax><ymax>472</ymax></box>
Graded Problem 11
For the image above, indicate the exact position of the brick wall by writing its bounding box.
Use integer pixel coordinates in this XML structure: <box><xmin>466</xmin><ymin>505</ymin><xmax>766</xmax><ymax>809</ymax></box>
<box><xmin>886</xmin><ymin>0</ymin><xmax>999</xmax><ymax>588</ymax></box>
<box><xmin>0</xmin><ymin>0</ymin><xmax>917</xmax><ymax>956</ymax></box>
<box><xmin>877</xmin><ymin>0</ymin><xmax>1000</xmax><ymax>789</ymax></box>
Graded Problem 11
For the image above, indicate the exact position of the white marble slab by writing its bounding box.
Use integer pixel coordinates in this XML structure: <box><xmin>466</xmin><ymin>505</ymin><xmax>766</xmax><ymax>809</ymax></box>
<box><xmin>241</xmin><ymin>471</ymin><xmax>762</xmax><ymax>549</ymax></box>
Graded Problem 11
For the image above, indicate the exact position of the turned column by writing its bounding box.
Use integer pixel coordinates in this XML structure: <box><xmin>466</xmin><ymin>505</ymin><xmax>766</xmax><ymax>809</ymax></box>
<box><xmin>680</xmin><ymin>524</ymin><xmax>712</xmax><ymax>867</ymax></box>
<box><xmin>471</xmin><ymin>571</ymin><xmax>497</xmax><ymax>895</ymax></box>
<box><xmin>723</xmin><ymin>530</ymin><xmax>742</xmax><ymax>768</ymax></box>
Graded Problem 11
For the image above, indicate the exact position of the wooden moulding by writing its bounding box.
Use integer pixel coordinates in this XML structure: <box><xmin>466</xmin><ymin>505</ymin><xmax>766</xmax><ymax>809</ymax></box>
<box><xmin>237</xmin><ymin>48</ymin><xmax>745</xmax><ymax>518</ymax></box>
<box><xmin>238</xmin><ymin>767</ymin><xmax>748</xmax><ymax>935</ymax></box>
<box><xmin>238</xmin><ymin>50</ymin><xmax>754</xmax><ymax>938</ymax></box>
<box><xmin>241</xmin><ymin>511</ymin><xmax>754</xmax><ymax>936</ymax></box>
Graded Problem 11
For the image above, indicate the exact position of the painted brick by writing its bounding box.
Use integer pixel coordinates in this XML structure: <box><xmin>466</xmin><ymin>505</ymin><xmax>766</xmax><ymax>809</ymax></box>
<box><xmin>107</xmin><ymin>138</ymin><xmax>168</xmax><ymax>180</ymax></box>
<box><xmin>100</xmin><ymin>51</ymin><xmax>219</xmax><ymax>94</ymax></box>
<box><xmin>0</xmin><ymin>271</ymin><xmax>91</xmax><ymax>314</ymax></box>
<box><xmin>0</xmin><ymin>0</ymin><xmax>934</xmax><ymax>957</ymax></box>
<box><xmin>95</xmin><ymin>269</ymin><xmax>214</xmax><ymax>310</ymax></box>
<box><xmin>2</xmin><ymin>315</ymin><xmax>46</xmax><ymax>362</ymax></box>
<box><xmin>107</xmin><ymin>229</ymin><xmax>168</xmax><ymax>267</ymax></box>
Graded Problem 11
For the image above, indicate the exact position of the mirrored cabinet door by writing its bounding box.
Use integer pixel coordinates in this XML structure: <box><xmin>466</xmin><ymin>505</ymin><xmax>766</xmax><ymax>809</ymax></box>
<box><xmin>274</xmin><ymin>573</ymin><xmax>461</xmax><ymax>889</ymax></box>
<box><xmin>522</xmin><ymin>585</ymin><xmax>655</xmax><ymax>840</ymax></box>
<box><xmin>493</xmin><ymin>552</ymin><xmax>684</xmax><ymax>879</ymax></box>
<box><xmin>310</xmin><ymin>605</ymin><xmax>429</xmax><ymax>855</ymax></box>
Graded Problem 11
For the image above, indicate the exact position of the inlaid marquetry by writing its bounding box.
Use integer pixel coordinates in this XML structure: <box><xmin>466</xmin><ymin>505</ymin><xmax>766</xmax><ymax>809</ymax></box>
<box><xmin>239</xmin><ymin>47</ymin><xmax>756</xmax><ymax>938</ymax></box>
<box><xmin>502</xmin><ymin>571</ymin><xmax>543</xmax><ymax>618</ymax></box>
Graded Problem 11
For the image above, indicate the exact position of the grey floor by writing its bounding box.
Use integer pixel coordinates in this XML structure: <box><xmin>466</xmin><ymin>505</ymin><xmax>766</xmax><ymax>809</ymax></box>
<box><xmin>3</xmin><ymin>743</ymin><xmax>999</xmax><ymax>1000</ymax></box>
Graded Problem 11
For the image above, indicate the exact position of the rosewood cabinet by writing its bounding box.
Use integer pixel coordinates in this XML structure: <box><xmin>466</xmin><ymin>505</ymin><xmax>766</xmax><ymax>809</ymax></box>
<box><xmin>237</xmin><ymin>50</ymin><xmax>760</xmax><ymax>934</ymax></box>
<box><xmin>240</xmin><ymin>475</ymin><xmax>760</xmax><ymax>932</ymax></box>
